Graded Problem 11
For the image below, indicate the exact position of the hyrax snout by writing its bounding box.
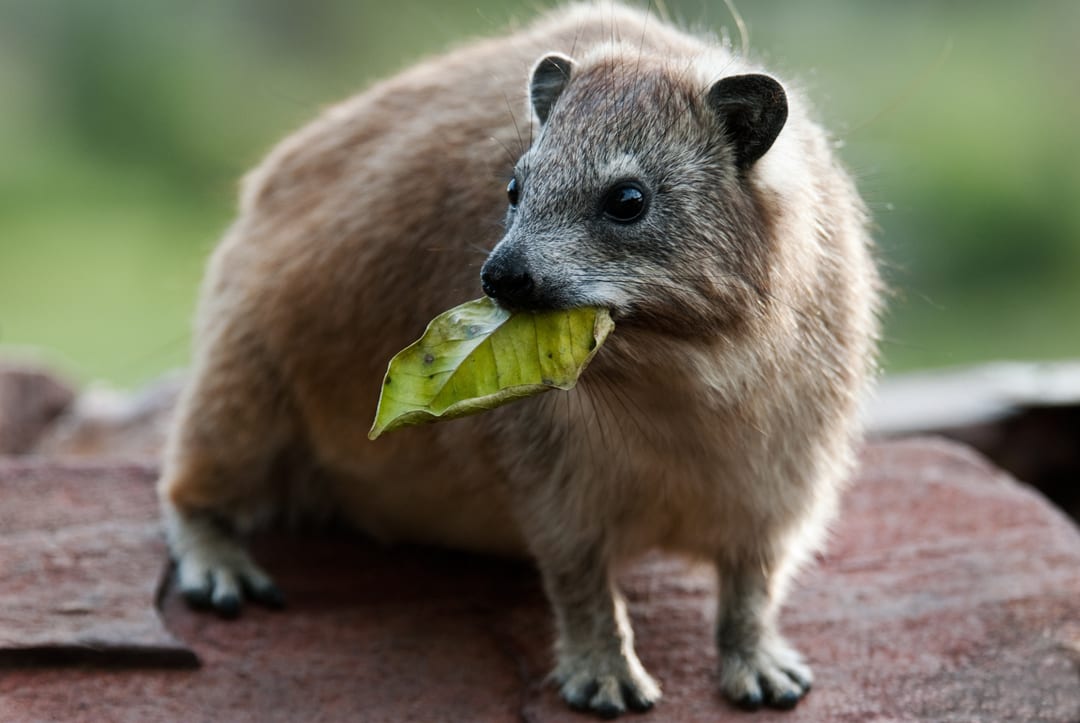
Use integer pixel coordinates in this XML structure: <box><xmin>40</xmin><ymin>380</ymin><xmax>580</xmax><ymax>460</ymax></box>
<box><xmin>159</xmin><ymin>3</ymin><xmax>880</xmax><ymax>716</ymax></box>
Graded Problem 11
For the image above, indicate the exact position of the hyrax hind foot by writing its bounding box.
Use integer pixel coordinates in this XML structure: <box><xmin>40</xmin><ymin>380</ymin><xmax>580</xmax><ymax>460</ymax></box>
<box><xmin>165</xmin><ymin>510</ymin><xmax>284</xmax><ymax>618</ymax></box>
<box><xmin>719</xmin><ymin>635</ymin><xmax>813</xmax><ymax>711</ymax></box>
<box><xmin>554</xmin><ymin>649</ymin><xmax>661</xmax><ymax>718</ymax></box>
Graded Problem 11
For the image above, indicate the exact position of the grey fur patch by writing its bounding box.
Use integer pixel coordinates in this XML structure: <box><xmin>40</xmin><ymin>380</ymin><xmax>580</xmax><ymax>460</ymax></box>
<box><xmin>498</xmin><ymin>53</ymin><xmax>776</xmax><ymax>339</ymax></box>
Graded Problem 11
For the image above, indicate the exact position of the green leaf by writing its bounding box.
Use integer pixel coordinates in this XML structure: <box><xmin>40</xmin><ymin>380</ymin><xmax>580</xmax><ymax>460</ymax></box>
<box><xmin>368</xmin><ymin>297</ymin><xmax>614</xmax><ymax>440</ymax></box>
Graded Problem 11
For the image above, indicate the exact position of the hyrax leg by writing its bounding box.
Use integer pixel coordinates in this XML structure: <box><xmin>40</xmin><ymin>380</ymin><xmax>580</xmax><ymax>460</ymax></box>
<box><xmin>158</xmin><ymin>337</ymin><xmax>290</xmax><ymax>617</ymax></box>
<box><xmin>538</xmin><ymin>541</ymin><xmax>661</xmax><ymax>718</ymax></box>
<box><xmin>715</xmin><ymin>559</ymin><xmax>813</xmax><ymax>710</ymax></box>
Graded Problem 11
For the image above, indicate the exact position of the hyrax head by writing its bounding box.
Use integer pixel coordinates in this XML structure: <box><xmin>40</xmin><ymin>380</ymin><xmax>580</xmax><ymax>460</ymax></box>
<box><xmin>480</xmin><ymin>48</ymin><xmax>789</xmax><ymax>337</ymax></box>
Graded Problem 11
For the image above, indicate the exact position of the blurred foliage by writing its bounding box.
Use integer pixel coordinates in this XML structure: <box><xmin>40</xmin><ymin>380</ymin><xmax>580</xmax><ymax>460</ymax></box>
<box><xmin>0</xmin><ymin>0</ymin><xmax>1078</xmax><ymax>385</ymax></box>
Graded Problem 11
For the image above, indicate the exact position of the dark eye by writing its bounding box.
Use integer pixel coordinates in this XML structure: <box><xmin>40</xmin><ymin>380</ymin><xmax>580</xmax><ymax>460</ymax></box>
<box><xmin>602</xmin><ymin>182</ymin><xmax>647</xmax><ymax>223</ymax></box>
<box><xmin>506</xmin><ymin>177</ymin><xmax>520</xmax><ymax>207</ymax></box>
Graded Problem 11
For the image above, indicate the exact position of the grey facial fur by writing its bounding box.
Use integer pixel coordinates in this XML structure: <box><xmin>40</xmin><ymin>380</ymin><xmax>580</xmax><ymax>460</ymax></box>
<box><xmin>483</xmin><ymin>55</ymin><xmax>782</xmax><ymax>339</ymax></box>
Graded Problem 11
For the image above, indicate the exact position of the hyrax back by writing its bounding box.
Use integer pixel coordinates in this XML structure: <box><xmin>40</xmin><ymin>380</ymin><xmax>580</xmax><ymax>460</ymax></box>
<box><xmin>160</xmin><ymin>3</ymin><xmax>880</xmax><ymax>716</ymax></box>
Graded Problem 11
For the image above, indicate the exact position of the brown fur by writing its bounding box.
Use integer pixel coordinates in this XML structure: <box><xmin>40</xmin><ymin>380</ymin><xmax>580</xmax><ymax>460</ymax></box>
<box><xmin>159</xmin><ymin>2</ymin><xmax>880</xmax><ymax>716</ymax></box>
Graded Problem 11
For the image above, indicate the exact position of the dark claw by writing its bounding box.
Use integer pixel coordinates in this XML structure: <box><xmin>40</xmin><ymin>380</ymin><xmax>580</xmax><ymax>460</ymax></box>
<box><xmin>245</xmin><ymin>581</ymin><xmax>286</xmax><ymax>609</ymax></box>
<box><xmin>566</xmin><ymin>680</ymin><xmax>600</xmax><ymax>711</ymax></box>
<box><xmin>784</xmin><ymin>668</ymin><xmax>812</xmax><ymax>694</ymax></box>
<box><xmin>212</xmin><ymin>592</ymin><xmax>242</xmax><ymax>619</ymax></box>
<box><xmin>735</xmin><ymin>690</ymin><xmax>763</xmax><ymax>711</ymax></box>
<box><xmin>768</xmin><ymin>689</ymin><xmax>801</xmax><ymax>710</ymax></box>
<box><xmin>566</xmin><ymin>698</ymin><xmax>592</xmax><ymax>713</ymax></box>
<box><xmin>621</xmin><ymin>683</ymin><xmax>654</xmax><ymax>712</ymax></box>
<box><xmin>570</xmin><ymin>678</ymin><xmax>604</xmax><ymax>708</ymax></box>
<box><xmin>759</xmin><ymin>673</ymin><xmax>805</xmax><ymax>710</ymax></box>
<box><xmin>181</xmin><ymin>586</ymin><xmax>213</xmax><ymax>610</ymax></box>
<box><xmin>591</xmin><ymin>701</ymin><xmax>622</xmax><ymax>719</ymax></box>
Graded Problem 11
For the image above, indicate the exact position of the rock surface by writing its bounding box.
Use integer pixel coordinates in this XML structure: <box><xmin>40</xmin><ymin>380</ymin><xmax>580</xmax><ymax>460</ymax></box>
<box><xmin>0</xmin><ymin>460</ymin><xmax>196</xmax><ymax>668</ymax></box>
<box><xmin>0</xmin><ymin>439</ymin><xmax>1077</xmax><ymax>722</ymax></box>
<box><xmin>0</xmin><ymin>362</ymin><xmax>75</xmax><ymax>454</ymax></box>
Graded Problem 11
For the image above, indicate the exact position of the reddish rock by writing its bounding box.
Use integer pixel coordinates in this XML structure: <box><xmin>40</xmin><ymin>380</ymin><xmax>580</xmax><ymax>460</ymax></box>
<box><xmin>0</xmin><ymin>439</ymin><xmax>1077</xmax><ymax>722</ymax></box>
<box><xmin>0</xmin><ymin>460</ymin><xmax>196</xmax><ymax>668</ymax></box>
<box><xmin>0</xmin><ymin>362</ymin><xmax>76</xmax><ymax>454</ymax></box>
<box><xmin>870</xmin><ymin>362</ymin><xmax>1080</xmax><ymax>522</ymax></box>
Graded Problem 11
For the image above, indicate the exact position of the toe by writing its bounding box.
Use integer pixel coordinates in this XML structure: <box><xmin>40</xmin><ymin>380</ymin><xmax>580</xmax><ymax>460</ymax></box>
<box><xmin>621</xmin><ymin>681</ymin><xmax>655</xmax><ymax>712</ymax></box>
<box><xmin>212</xmin><ymin>591</ymin><xmax>242</xmax><ymax>619</ymax></box>
<box><xmin>721</xmin><ymin>656</ymin><xmax>764</xmax><ymax>710</ymax></box>
<box><xmin>180</xmin><ymin>583</ymin><xmax>213</xmax><ymax>609</ymax></box>
<box><xmin>770</xmin><ymin>689</ymin><xmax>802</xmax><ymax>710</ymax></box>
<box><xmin>591</xmin><ymin>701</ymin><xmax>622</xmax><ymax>719</ymax></box>
<box><xmin>561</xmin><ymin>674</ymin><xmax>640</xmax><ymax>718</ymax></box>
<box><xmin>735</xmin><ymin>690</ymin><xmax>763</xmax><ymax>711</ymax></box>
<box><xmin>590</xmin><ymin>677</ymin><xmax>626</xmax><ymax>718</ymax></box>
<box><xmin>759</xmin><ymin>675</ymin><xmax>801</xmax><ymax>710</ymax></box>
<box><xmin>758</xmin><ymin>666</ymin><xmax>806</xmax><ymax>709</ymax></box>
<box><xmin>562</xmin><ymin>676</ymin><xmax>599</xmax><ymax>711</ymax></box>
<box><xmin>245</xmin><ymin>580</ymin><xmax>286</xmax><ymax>609</ymax></box>
<box><xmin>210</xmin><ymin>569</ymin><xmax>243</xmax><ymax>618</ymax></box>
<box><xmin>782</xmin><ymin>665</ymin><xmax>813</xmax><ymax>693</ymax></box>
<box><xmin>239</xmin><ymin>565</ymin><xmax>285</xmax><ymax>609</ymax></box>
<box><xmin>177</xmin><ymin>562</ymin><xmax>213</xmax><ymax>609</ymax></box>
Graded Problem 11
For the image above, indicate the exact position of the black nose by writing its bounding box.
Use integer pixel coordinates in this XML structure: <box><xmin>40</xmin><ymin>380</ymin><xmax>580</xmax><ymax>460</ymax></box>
<box><xmin>481</xmin><ymin>261</ymin><xmax>535</xmax><ymax>307</ymax></box>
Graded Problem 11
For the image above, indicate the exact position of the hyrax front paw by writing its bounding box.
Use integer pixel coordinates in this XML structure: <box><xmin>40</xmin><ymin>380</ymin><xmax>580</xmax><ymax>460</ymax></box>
<box><xmin>719</xmin><ymin>636</ymin><xmax>812</xmax><ymax>711</ymax></box>
<box><xmin>168</xmin><ymin>514</ymin><xmax>283</xmax><ymax>617</ymax></box>
<box><xmin>554</xmin><ymin>649</ymin><xmax>661</xmax><ymax>718</ymax></box>
<box><xmin>176</xmin><ymin>541</ymin><xmax>284</xmax><ymax>618</ymax></box>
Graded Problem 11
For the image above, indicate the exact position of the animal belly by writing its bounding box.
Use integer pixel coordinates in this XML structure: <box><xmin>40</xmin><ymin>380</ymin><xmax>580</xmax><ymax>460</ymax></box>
<box><xmin>322</xmin><ymin>425</ymin><xmax>529</xmax><ymax>558</ymax></box>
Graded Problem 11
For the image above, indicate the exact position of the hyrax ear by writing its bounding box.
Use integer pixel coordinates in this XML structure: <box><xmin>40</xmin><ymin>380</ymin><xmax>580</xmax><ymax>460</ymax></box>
<box><xmin>530</xmin><ymin>53</ymin><xmax>575</xmax><ymax>125</ymax></box>
<box><xmin>707</xmin><ymin>74</ymin><xmax>788</xmax><ymax>169</ymax></box>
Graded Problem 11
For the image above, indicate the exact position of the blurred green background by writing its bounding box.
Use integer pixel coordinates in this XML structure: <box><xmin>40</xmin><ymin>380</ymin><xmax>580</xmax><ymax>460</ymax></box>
<box><xmin>1</xmin><ymin>0</ymin><xmax>1078</xmax><ymax>386</ymax></box>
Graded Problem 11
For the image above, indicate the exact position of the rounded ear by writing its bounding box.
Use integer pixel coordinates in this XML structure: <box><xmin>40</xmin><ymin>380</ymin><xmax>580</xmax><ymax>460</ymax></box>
<box><xmin>530</xmin><ymin>53</ymin><xmax>575</xmax><ymax>125</ymax></box>
<box><xmin>706</xmin><ymin>74</ymin><xmax>788</xmax><ymax>169</ymax></box>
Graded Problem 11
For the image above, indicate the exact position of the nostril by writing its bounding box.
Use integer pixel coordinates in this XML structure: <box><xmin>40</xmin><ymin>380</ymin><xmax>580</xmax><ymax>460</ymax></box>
<box><xmin>481</xmin><ymin>264</ymin><xmax>534</xmax><ymax>303</ymax></box>
<box><xmin>510</xmin><ymin>271</ymin><xmax>534</xmax><ymax>294</ymax></box>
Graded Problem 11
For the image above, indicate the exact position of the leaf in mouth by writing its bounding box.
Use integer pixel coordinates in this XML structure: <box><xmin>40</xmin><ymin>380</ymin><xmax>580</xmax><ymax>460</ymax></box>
<box><xmin>368</xmin><ymin>297</ymin><xmax>614</xmax><ymax>440</ymax></box>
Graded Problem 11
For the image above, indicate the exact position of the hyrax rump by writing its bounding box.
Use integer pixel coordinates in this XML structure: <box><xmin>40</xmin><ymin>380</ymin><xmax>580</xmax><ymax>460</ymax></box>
<box><xmin>159</xmin><ymin>2</ymin><xmax>880</xmax><ymax>716</ymax></box>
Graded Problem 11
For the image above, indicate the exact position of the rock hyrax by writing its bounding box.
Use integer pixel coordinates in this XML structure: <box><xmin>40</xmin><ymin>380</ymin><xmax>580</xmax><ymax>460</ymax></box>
<box><xmin>159</xmin><ymin>2</ymin><xmax>881</xmax><ymax>716</ymax></box>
